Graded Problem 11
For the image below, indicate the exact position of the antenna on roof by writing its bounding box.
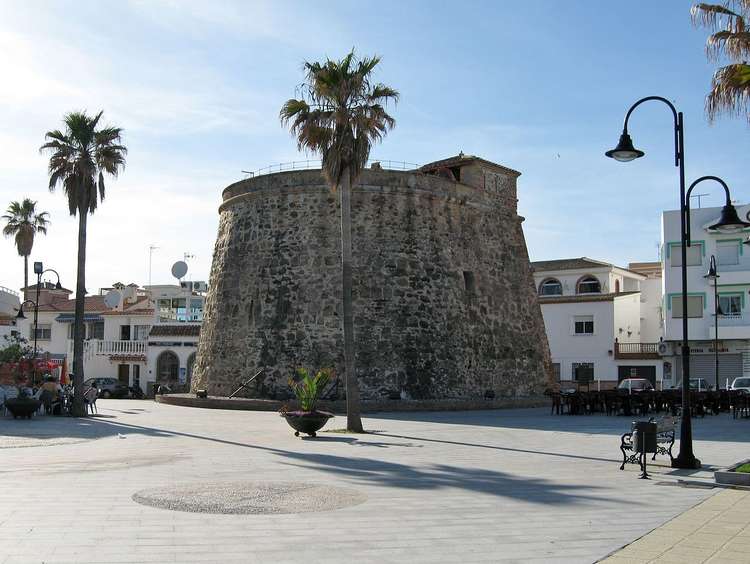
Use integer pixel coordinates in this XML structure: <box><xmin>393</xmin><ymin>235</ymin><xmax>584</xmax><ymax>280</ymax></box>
<box><xmin>148</xmin><ymin>244</ymin><xmax>159</xmax><ymax>286</ymax></box>
<box><xmin>689</xmin><ymin>193</ymin><xmax>710</xmax><ymax>208</ymax></box>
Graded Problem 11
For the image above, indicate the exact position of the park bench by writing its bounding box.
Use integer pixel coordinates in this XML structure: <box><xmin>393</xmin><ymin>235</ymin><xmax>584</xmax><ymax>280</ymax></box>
<box><xmin>619</xmin><ymin>416</ymin><xmax>676</xmax><ymax>470</ymax></box>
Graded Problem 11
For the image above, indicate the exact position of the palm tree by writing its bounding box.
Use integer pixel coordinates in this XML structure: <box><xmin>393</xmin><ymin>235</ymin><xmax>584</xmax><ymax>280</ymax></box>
<box><xmin>2</xmin><ymin>199</ymin><xmax>50</xmax><ymax>291</ymax></box>
<box><xmin>692</xmin><ymin>1</ymin><xmax>750</xmax><ymax>122</ymax></box>
<box><xmin>280</xmin><ymin>51</ymin><xmax>398</xmax><ymax>432</ymax></box>
<box><xmin>40</xmin><ymin>111</ymin><xmax>127</xmax><ymax>416</ymax></box>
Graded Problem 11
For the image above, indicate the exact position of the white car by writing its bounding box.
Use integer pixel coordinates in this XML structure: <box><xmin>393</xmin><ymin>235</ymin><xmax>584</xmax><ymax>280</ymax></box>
<box><xmin>730</xmin><ymin>377</ymin><xmax>750</xmax><ymax>393</ymax></box>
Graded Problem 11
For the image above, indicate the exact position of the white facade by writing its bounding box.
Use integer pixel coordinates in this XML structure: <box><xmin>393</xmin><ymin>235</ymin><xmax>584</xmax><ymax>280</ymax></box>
<box><xmin>661</xmin><ymin>204</ymin><xmax>750</xmax><ymax>387</ymax></box>
<box><xmin>533</xmin><ymin>258</ymin><xmax>665</xmax><ymax>386</ymax></box>
<box><xmin>10</xmin><ymin>282</ymin><xmax>205</xmax><ymax>394</ymax></box>
<box><xmin>0</xmin><ymin>285</ymin><xmax>21</xmax><ymax>340</ymax></box>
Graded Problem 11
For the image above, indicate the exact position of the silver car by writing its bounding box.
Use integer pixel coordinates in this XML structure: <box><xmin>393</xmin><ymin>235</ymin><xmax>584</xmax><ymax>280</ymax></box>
<box><xmin>730</xmin><ymin>377</ymin><xmax>750</xmax><ymax>394</ymax></box>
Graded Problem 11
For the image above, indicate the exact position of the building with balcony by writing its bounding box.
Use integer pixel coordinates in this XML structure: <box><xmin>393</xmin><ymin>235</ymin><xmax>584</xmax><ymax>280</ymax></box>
<box><xmin>10</xmin><ymin>281</ymin><xmax>205</xmax><ymax>394</ymax></box>
<box><xmin>532</xmin><ymin>258</ymin><xmax>665</xmax><ymax>387</ymax></box>
<box><xmin>661</xmin><ymin>204</ymin><xmax>750</xmax><ymax>388</ymax></box>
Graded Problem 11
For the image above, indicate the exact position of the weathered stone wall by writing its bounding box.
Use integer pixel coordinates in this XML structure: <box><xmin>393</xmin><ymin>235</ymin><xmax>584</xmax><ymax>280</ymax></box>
<box><xmin>193</xmin><ymin>165</ymin><xmax>552</xmax><ymax>401</ymax></box>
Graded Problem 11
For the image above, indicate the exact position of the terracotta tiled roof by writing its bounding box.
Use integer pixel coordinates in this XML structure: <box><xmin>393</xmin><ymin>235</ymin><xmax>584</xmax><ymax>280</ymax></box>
<box><xmin>37</xmin><ymin>294</ymin><xmax>153</xmax><ymax>315</ymax></box>
<box><xmin>531</xmin><ymin>257</ymin><xmax>612</xmax><ymax>272</ymax></box>
<box><xmin>538</xmin><ymin>291</ymin><xmax>640</xmax><ymax>304</ymax></box>
<box><xmin>21</xmin><ymin>282</ymin><xmax>73</xmax><ymax>293</ymax></box>
<box><xmin>149</xmin><ymin>324</ymin><xmax>201</xmax><ymax>337</ymax></box>
<box><xmin>36</xmin><ymin>295</ymin><xmax>108</xmax><ymax>313</ymax></box>
<box><xmin>531</xmin><ymin>257</ymin><xmax>647</xmax><ymax>278</ymax></box>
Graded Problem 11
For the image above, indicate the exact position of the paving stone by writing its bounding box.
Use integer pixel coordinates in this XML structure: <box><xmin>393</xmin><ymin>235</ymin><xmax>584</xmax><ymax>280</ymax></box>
<box><xmin>1</xmin><ymin>401</ymin><xmax>748</xmax><ymax>563</ymax></box>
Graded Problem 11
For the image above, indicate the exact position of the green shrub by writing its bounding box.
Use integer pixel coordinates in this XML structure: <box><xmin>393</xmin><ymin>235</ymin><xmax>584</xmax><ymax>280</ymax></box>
<box><xmin>289</xmin><ymin>368</ymin><xmax>331</xmax><ymax>412</ymax></box>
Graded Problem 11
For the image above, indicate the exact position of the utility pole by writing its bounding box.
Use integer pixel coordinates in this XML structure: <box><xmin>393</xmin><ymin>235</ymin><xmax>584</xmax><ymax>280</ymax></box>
<box><xmin>148</xmin><ymin>244</ymin><xmax>159</xmax><ymax>286</ymax></box>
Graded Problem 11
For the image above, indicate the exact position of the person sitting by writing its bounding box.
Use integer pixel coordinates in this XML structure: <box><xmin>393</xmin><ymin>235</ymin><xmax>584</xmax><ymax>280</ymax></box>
<box><xmin>40</xmin><ymin>376</ymin><xmax>61</xmax><ymax>395</ymax></box>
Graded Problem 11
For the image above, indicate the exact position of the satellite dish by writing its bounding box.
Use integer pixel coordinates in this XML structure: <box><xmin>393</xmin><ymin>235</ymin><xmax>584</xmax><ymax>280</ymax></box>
<box><xmin>171</xmin><ymin>260</ymin><xmax>188</xmax><ymax>279</ymax></box>
<box><xmin>104</xmin><ymin>290</ymin><xmax>121</xmax><ymax>309</ymax></box>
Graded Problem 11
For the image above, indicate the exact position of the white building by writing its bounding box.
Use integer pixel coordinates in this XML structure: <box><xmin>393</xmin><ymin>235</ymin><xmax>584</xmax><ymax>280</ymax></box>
<box><xmin>10</xmin><ymin>281</ymin><xmax>205</xmax><ymax>394</ymax></box>
<box><xmin>0</xmin><ymin>285</ymin><xmax>21</xmax><ymax>340</ymax></box>
<box><xmin>532</xmin><ymin>258</ymin><xmax>665</xmax><ymax>387</ymax></box>
<box><xmin>661</xmin><ymin>204</ymin><xmax>750</xmax><ymax>388</ymax></box>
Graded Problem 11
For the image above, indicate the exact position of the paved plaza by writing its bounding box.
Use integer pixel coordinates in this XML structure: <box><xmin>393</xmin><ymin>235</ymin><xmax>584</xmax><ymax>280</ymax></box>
<box><xmin>0</xmin><ymin>401</ymin><xmax>748</xmax><ymax>563</ymax></box>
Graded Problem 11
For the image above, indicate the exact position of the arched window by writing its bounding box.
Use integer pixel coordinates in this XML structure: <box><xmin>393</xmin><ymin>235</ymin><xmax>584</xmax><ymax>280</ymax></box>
<box><xmin>614</xmin><ymin>279</ymin><xmax>620</xmax><ymax>294</ymax></box>
<box><xmin>577</xmin><ymin>276</ymin><xmax>601</xmax><ymax>294</ymax></box>
<box><xmin>156</xmin><ymin>351</ymin><xmax>179</xmax><ymax>383</ymax></box>
<box><xmin>539</xmin><ymin>278</ymin><xmax>563</xmax><ymax>296</ymax></box>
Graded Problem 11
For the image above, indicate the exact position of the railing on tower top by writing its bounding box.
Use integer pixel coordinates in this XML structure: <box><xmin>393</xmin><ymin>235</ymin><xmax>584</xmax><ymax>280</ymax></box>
<box><xmin>242</xmin><ymin>159</ymin><xmax>421</xmax><ymax>179</ymax></box>
<box><xmin>0</xmin><ymin>285</ymin><xmax>20</xmax><ymax>297</ymax></box>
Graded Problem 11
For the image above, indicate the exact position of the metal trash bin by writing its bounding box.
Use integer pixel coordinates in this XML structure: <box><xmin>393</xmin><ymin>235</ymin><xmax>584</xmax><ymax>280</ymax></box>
<box><xmin>632</xmin><ymin>421</ymin><xmax>657</xmax><ymax>454</ymax></box>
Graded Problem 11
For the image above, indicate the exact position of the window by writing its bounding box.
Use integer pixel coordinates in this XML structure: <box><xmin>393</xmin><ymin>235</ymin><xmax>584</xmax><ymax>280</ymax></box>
<box><xmin>572</xmin><ymin>362</ymin><xmax>594</xmax><ymax>382</ymax></box>
<box><xmin>134</xmin><ymin>325</ymin><xmax>151</xmax><ymax>340</ymax></box>
<box><xmin>670</xmin><ymin>242</ymin><xmax>703</xmax><ymax>267</ymax></box>
<box><xmin>31</xmin><ymin>324</ymin><xmax>51</xmax><ymax>340</ymax></box>
<box><xmin>717</xmin><ymin>240</ymin><xmax>740</xmax><ymax>266</ymax></box>
<box><xmin>88</xmin><ymin>321</ymin><xmax>104</xmax><ymax>340</ymax></box>
<box><xmin>573</xmin><ymin>315</ymin><xmax>594</xmax><ymax>335</ymax></box>
<box><xmin>577</xmin><ymin>276</ymin><xmax>601</xmax><ymax>294</ymax></box>
<box><xmin>671</xmin><ymin>295</ymin><xmax>704</xmax><ymax>318</ymax></box>
<box><xmin>539</xmin><ymin>278</ymin><xmax>562</xmax><ymax>296</ymax></box>
<box><xmin>719</xmin><ymin>294</ymin><xmax>742</xmax><ymax>317</ymax></box>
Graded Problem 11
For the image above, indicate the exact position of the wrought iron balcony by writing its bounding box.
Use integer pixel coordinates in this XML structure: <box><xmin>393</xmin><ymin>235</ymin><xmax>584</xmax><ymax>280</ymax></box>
<box><xmin>613</xmin><ymin>340</ymin><xmax>660</xmax><ymax>360</ymax></box>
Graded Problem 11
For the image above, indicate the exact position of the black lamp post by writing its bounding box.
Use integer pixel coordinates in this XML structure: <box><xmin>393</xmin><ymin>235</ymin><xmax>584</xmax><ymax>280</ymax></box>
<box><xmin>16</xmin><ymin>299</ymin><xmax>38</xmax><ymax>384</ymax></box>
<box><xmin>18</xmin><ymin>262</ymin><xmax>62</xmax><ymax>386</ymax></box>
<box><xmin>704</xmin><ymin>255</ymin><xmax>724</xmax><ymax>392</ymax></box>
<box><xmin>606</xmin><ymin>97</ymin><xmax>750</xmax><ymax>469</ymax></box>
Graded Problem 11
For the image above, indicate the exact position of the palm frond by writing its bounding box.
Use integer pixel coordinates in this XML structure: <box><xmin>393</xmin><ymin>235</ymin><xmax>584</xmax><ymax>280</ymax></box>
<box><xmin>280</xmin><ymin>50</ymin><xmax>398</xmax><ymax>186</ymax></box>
<box><xmin>41</xmin><ymin>110</ymin><xmax>126</xmax><ymax>216</ymax></box>
<box><xmin>692</xmin><ymin>2</ymin><xmax>744</xmax><ymax>31</ymax></box>
<box><xmin>706</xmin><ymin>62</ymin><xmax>750</xmax><ymax>122</ymax></box>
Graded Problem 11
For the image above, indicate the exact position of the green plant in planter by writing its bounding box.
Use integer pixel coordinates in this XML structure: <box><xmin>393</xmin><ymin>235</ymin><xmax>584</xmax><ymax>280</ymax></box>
<box><xmin>289</xmin><ymin>368</ymin><xmax>331</xmax><ymax>413</ymax></box>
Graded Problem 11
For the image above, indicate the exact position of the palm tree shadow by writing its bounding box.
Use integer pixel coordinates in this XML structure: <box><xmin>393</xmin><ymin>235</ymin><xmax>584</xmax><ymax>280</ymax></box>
<box><xmin>84</xmin><ymin>420</ymin><xmax>622</xmax><ymax>506</ymax></box>
<box><xmin>276</xmin><ymin>450</ymin><xmax>621</xmax><ymax>506</ymax></box>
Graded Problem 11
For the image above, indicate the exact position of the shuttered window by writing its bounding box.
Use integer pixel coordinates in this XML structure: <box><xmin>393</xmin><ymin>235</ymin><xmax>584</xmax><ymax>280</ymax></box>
<box><xmin>671</xmin><ymin>295</ymin><xmax>704</xmax><ymax>318</ymax></box>
<box><xmin>717</xmin><ymin>240</ymin><xmax>740</xmax><ymax>266</ymax></box>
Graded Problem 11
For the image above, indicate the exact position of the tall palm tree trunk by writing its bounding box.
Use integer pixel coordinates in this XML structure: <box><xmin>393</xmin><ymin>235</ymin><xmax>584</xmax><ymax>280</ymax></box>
<box><xmin>71</xmin><ymin>208</ymin><xmax>88</xmax><ymax>417</ymax></box>
<box><xmin>23</xmin><ymin>255</ymin><xmax>28</xmax><ymax>297</ymax></box>
<box><xmin>340</xmin><ymin>169</ymin><xmax>363</xmax><ymax>432</ymax></box>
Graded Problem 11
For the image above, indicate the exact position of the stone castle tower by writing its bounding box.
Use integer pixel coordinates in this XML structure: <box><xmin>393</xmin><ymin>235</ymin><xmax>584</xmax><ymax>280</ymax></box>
<box><xmin>192</xmin><ymin>154</ymin><xmax>552</xmax><ymax>400</ymax></box>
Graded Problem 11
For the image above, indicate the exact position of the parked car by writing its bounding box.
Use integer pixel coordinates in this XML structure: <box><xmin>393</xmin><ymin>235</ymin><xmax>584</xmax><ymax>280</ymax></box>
<box><xmin>730</xmin><ymin>377</ymin><xmax>750</xmax><ymax>394</ymax></box>
<box><xmin>617</xmin><ymin>378</ymin><xmax>654</xmax><ymax>392</ymax></box>
<box><xmin>674</xmin><ymin>378</ymin><xmax>713</xmax><ymax>392</ymax></box>
<box><xmin>83</xmin><ymin>377</ymin><xmax>129</xmax><ymax>399</ymax></box>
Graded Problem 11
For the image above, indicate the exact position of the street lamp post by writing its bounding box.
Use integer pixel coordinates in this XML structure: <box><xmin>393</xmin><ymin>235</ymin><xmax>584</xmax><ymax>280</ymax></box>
<box><xmin>16</xmin><ymin>299</ymin><xmax>38</xmax><ymax>385</ymax></box>
<box><xmin>606</xmin><ymin>97</ymin><xmax>749</xmax><ymax>469</ymax></box>
<box><xmin>704</xmin><ymin>255</ymin><xmax>723</xmax><ymax>392</ymax></box>
<box><xmin>18</xmin><ymin>262</ymin><xmax>62</xmax><ymax>386</ymax></box>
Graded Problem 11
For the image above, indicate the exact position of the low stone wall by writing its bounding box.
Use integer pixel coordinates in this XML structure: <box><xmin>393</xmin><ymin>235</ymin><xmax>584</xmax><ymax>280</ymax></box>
<box><xmin>155</xmin><ymin>393</ymin><xmax>549</xmax><ymax>414</ymax></box>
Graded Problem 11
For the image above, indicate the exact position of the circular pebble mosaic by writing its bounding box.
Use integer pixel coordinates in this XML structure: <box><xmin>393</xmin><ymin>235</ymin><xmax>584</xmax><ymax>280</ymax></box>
<box><xmin>132</xmin><ymin>481</ymin><xmax>366</xmax><ymax>514</ymax></box>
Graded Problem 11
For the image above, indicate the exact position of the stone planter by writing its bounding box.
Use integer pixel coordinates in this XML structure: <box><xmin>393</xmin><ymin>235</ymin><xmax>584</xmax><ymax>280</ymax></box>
<box><xmin>281</xmin><ymin>411</ymin><xmax>333</xmax><ymax>437</ymax></box>
<box><xmin>5</xmin><ymin>398</ymin><xmax>42</xmax><ymax>419</ymax></box>
<box><xmin>715</xmin><ymin>459</ymin><xmax>750</xmax><ymax>486</ymax></box>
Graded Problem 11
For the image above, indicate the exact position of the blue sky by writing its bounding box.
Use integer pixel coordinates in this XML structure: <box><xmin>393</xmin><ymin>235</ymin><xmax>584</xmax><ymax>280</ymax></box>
<box><xmin>1</xmin><ymin>0</ymin><xmax>748</xmax><ymax>294</ymax></box>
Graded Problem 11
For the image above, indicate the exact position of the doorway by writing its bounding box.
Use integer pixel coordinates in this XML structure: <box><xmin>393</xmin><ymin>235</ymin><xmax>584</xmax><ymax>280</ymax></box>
<box><xmin>118</xmin><ymin>364</ymin><xmax>130</xmax><ymax>386</ymax></box>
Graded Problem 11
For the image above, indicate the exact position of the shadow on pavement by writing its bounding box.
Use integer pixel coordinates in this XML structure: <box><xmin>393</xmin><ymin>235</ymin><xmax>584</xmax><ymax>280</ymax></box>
<box><xmin>365</xmin><ymin>407</ymin><xmax>750</xmax><ymax>443</ymax></box>
<box><xmin>10</xmin><ymin>415</ymin><xmax>621</xmax><ymax>506</ymax></box>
